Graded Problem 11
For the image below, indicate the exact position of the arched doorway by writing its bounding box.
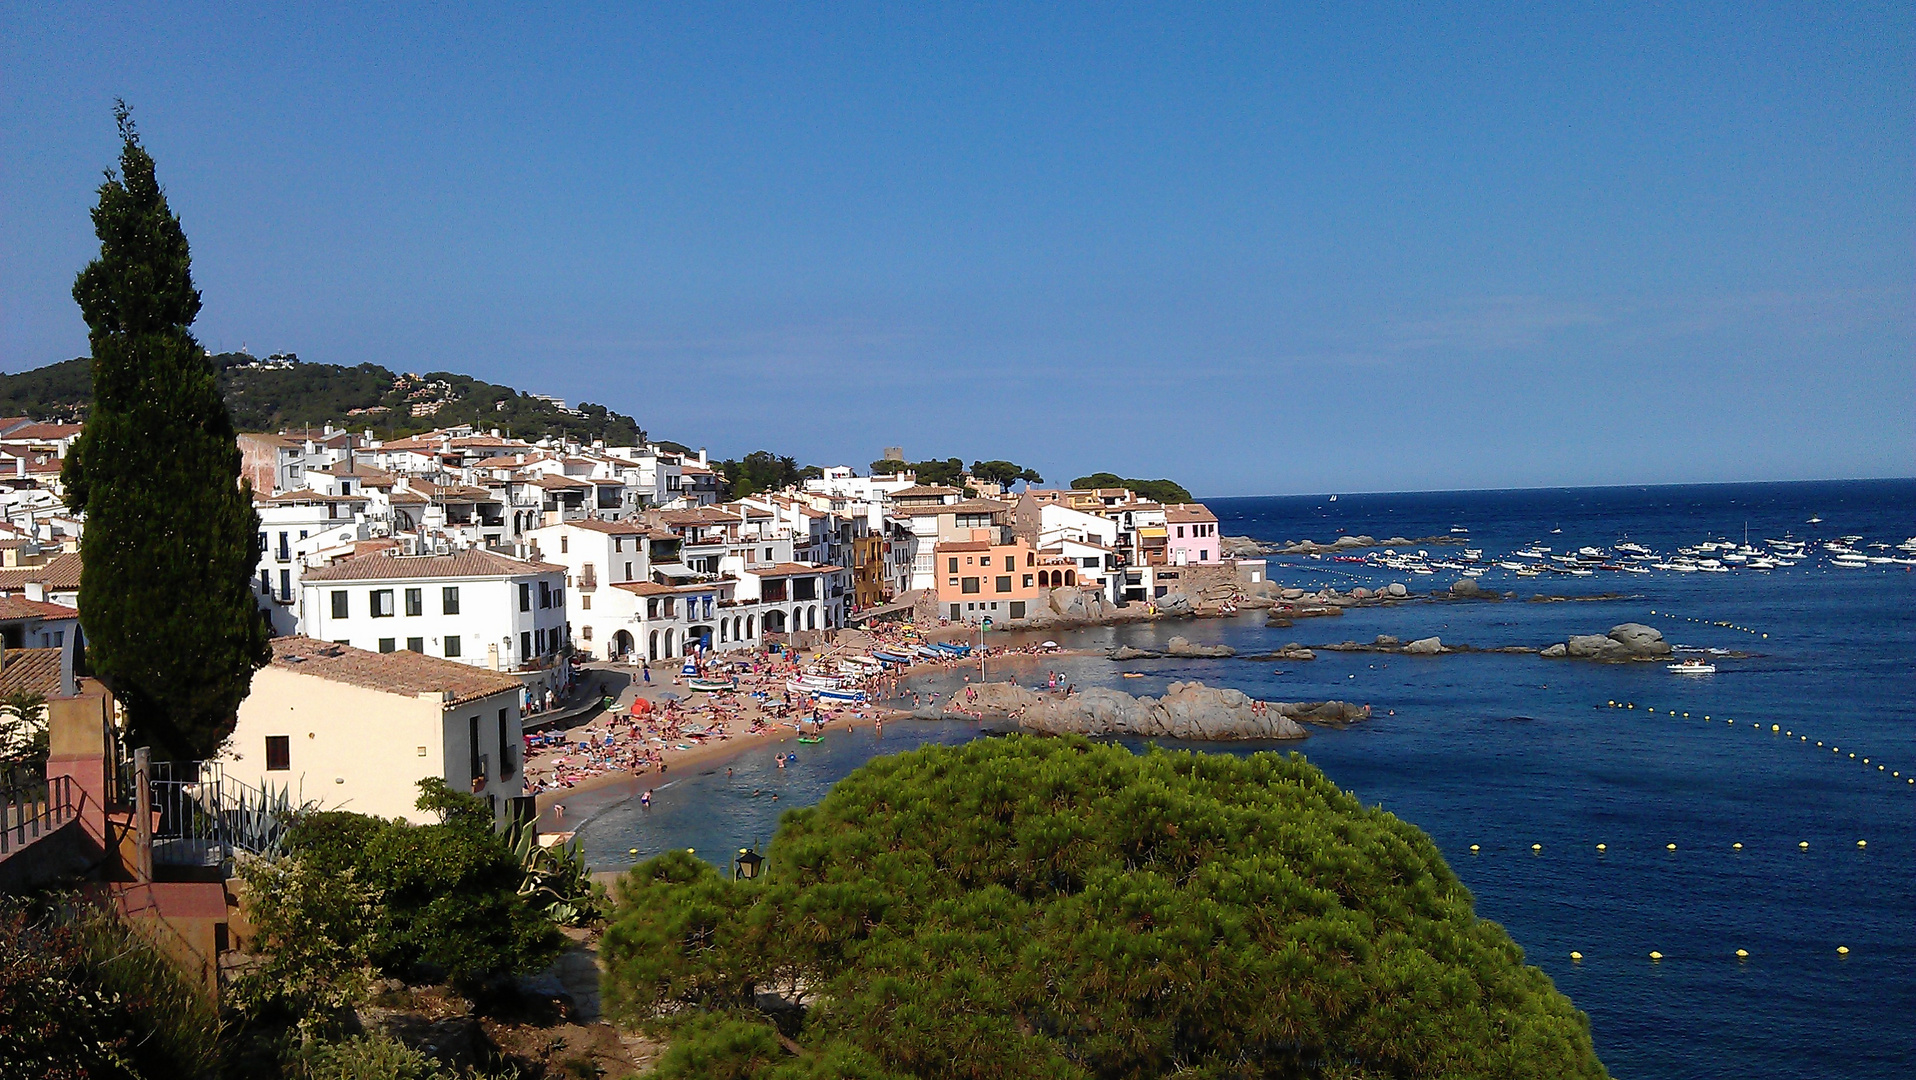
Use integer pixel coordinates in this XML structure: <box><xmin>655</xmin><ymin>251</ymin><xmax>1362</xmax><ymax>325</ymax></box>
<box><xmin>613</xmin><ymin>629</ymin><xmax>633</xmax><ymax>657</ymax></box>
<box><xmin>1065</xmin><ymin>570</ymin><xmax>1076</xmax><ymax>586</ymax></box>
<box><xmin>764</xmin><ymin>610</ymin><xmax>786</xmax><ymax>634</ymax></box>
<box><xmin>745</xmin><ymin>615</ymin><xmax>756</xmax><ymax>639</ymax></box>
<box><xmin>648</xmin><ymin>630</ymin><xmax>660</xmax><ymax>661</ymax></box>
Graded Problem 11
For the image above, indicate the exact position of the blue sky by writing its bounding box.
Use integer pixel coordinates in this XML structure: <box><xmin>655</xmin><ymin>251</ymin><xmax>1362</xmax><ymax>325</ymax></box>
<box><xmin>2</xmin><ymin>3</ymin><xmax>1909</xmax><ymax>496</ymax></box>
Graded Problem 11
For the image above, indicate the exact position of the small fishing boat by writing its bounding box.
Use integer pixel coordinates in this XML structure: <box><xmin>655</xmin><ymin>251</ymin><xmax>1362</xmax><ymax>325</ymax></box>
<box><xmin>871</xmin><ymin>649</ymin><xmax>914</xmax><ymax>664</ymax></box>
<box><xmin>1667</xmin><ymin>659</ymin><xmax>1716</xmax><ymax>674</ymax></box>
<box><xmin>796</xmin><ymin>735</ymin><xmax>823</xmax><ymax>744</ymax></box>
<box><xmin>687</xmin><ymin>679</ymin><xmax>736</xmax><ymax>693</ymax></box>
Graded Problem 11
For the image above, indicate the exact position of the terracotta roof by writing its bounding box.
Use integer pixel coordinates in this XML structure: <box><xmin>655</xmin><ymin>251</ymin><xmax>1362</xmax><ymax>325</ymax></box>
<box><xmin>933</xmin><ymin>541</ymin><xmax>992</xmax><ymax>553</ymax></box>
<box><xmin>657</xmin><ymin>506</ymin><xmax>768</xmax><ymax>525</ymax></box>
<box><xmin>387</xmin><ymin>490</ymin><xmax>430</xmax><ymax>505</ymax></box>
<box><xmin>888</xmin><ymin>484</ymin><xmax>961</xmax><ymax>498</ymax></box>
<box><xmin>898</xmin><ymin>498</ymin><xmax>1010</xmax><ymax>517</ymax></box>
<box><xmin>402</xmin><ymin>480</ymin><xmax>495</xmax><ymax>500</ymax></box>
<box><xmin>311</xmin><ymin>464</ymin><xmax>397</xmax><ymax>483</ymax></box>
<box><xmin>380</xmin><ymin>432</ymin><xmax>531</xmax><ymax>452</ymax></box>
<box><xmin>545</xmin><ymin>518</ymin><xmax>651</xmax><ymax>535</ymax></box>
<box><xmin>0</xmin><ymin>648</ymin><xmax>65</xmax><ymax>698</ymax></box>
<box><xmin>745</xmin><ymin>562</ymin><xmax>839</xmax><ymax>578</ymax></box>
<box><xmin>1163</xmin><ymin>503</ymin><xmax>1218</xmax><ymax>523</ymax></box>
<box><xmin>257</xmin><ymin>489</ymin><xmax>370</xmax><ymax>505</ymax></box>
<box><xmin>268</xmin><ymin>636</ymin><xmax>519</xmax><ymax>707</ymax></box>
<box><xmin>468</xmin><ymin>454</ymin><xmax>529</xmax><ymax>468</ymax></box>
<box><xmin>0</xmin><ymin>596</ymin><xmax>79</xmax><ymax>621</ymax></box>
<box><xmin>1</xmin><ymin>423</ymin><xmax>84</xmax><ymax>441</ymax></box>
<box><xmin>525</xmin><ymin>474</ymin><xmax>591</xmax><ymax>490</ymax></box>
<box><xmin>0</xmin><ymin>552</ymin><xmax>83</xmax><ymax>593</ymax></box>
<box><xmin>303</xmin><ymin>548</ymin><xmax>562</xmax><ymax>582</ymax></box>
<box><xmin>611</xmin><ymin>580</ymin><xmax>678</xmax><ymax>597</ymax></box>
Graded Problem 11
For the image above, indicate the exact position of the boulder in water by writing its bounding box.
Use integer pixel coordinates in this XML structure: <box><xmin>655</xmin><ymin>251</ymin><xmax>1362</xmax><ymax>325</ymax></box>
<box><xmin>1403</xmin><ymin>636</ymin><xmax>1445</xmax><ymax>655</ymax></box>
<box><xmin>1166</xmin><ymin>635</ymin><xmax>1235</xmax><ymax>658</ymax></box>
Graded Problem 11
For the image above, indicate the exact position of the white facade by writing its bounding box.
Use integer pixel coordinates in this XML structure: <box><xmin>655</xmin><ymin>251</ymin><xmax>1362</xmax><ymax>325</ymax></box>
<box><xmin>299</xmin><ymin>549</ymin><xmax>569</xmax><ymax>672</ymax></box>
<box><xmin>224</xmin><ymin>638</ymin><xmax>525</xmax><ymax>824</ymax></box>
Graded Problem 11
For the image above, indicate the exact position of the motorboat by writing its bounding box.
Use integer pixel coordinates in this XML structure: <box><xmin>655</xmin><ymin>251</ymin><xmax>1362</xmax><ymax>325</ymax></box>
<box><xmin>1668</xmin><ymin>660</ymin><xmax>1716</xmax><ymax>674</ymax></box>
<box><xmin>1831</xmin><ymin>556</ymin><xmax>1869</xmax><ymax>568</ymax></box>
<box><xmin>687</xmin><ymin>678</ymin><xmax>737</xmax><ymax>693</ymax></box>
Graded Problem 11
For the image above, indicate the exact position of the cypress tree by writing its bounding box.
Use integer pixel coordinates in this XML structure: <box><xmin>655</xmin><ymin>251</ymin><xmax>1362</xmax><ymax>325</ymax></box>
<box><xmin>62</xmin><ymin>103</ymin><xmax>269</xmax><ymax>761</ymax></box>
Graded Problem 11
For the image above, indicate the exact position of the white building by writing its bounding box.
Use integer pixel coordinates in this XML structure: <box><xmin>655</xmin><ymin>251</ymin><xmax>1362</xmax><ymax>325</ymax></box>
<box><xmin>224</xmin><ymin>637</ymin><xmax>524</xmax><ymax>824</ymax></box>
<box><xmin>299</xmin><ymin>548</ymin><xmax>569</xmax><ymax>674</ymax></box>
<box><xmin>254</xmin><ymin>490</ymin><xmax>374</xmax><ymax>635</ymax></box>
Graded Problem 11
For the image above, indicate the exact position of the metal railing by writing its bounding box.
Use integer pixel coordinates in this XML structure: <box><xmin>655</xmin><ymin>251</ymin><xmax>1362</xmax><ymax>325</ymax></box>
<box><xmin>1</xmin><ymin>771</ymin><xmax>76</xmax><ymax>859</ymax></box>
<box><xmin>140</xmin><ymin>757</ymin><xmax>295</xmax><ymax>869</ymax></box>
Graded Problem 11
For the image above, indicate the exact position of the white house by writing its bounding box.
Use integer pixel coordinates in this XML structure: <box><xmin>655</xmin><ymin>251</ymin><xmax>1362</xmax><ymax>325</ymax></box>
<box><xmin>254</xmin><ymin>490</ymin><xmax>374</xmax><ymax>635</ymax></box>
<box><xmin>299</xmin><ymin>548</ymin><xmax>569</xmax><ymax>673</ymax></box>
<box><xmin>223</xmin><ymin>637</ymin><xmax>524</xmax><ymax>824</ymax></box>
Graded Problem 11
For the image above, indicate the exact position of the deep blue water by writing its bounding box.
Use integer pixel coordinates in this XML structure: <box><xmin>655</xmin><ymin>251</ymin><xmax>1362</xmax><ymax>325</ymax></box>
<box><xmin>579</xmin><ymin>479</ymin><xmax>1916</xmax><ymax>1079</ymax></box>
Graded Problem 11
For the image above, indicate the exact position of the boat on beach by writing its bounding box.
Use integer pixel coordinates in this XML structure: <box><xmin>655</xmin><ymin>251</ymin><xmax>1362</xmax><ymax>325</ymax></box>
<box><xmin>687</xmin><ymin>679</ymin><xmax>737</xmax><ymax>692</ymax></box>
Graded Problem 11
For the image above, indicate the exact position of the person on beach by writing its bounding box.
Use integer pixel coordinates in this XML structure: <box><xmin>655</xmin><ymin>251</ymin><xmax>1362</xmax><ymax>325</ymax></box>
<box><xmin>641</xmin><ymin>790</ymin><xmax>652</xmax><ymax>809</ymax></box>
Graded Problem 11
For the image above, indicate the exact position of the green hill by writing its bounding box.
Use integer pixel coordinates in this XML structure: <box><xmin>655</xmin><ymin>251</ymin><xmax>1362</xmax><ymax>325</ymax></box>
<box><xmin>0</xmin><ymin>352</ymin><xmax>645</xmax><ymax>444</ymax></box>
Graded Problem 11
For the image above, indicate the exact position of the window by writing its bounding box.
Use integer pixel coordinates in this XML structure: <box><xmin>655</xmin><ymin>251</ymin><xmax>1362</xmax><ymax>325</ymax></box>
<box><xmin>279</xmin><ymin>569</ymin><xmax>291</xmax><ymax>601</ymax></box>
<box><xmin>378</xmin><ymin>638</ymin><xmax>396</xmax><ymax>653</ymax></box>
<box><xmin>444</xmin><ymin>636</ymin><xmax>462</xmax><ymax>658</ymax></box>
<box><xmin>331</xmin><ymin>590</ymin><xmax>349</xmax><ymax>619</ymax></box>
<box><xmin>539</xmin><ymin>581</ymin><xmax>552</xmax><ymax>608</ymax></box>
<box><xmin>405</xmin><ymin>588</ymin><xmax>423</xmax><ymax>616</ymax></box>
<box><xmin>948</xmin><ymin>556</ymin><xmax>959</xmax><ymax>573</ymax></box>
<box><xmin>520</xmin><ymin>631</ymin><xmax>532</xmax><ymax>659</ymax></box>
<box><xmin>1026</xmin><ymin>552</ymin><xmax>1034</xmax><ymax>566</ymax></box>
<box><xmin>581</xmin><ymin>594</ymin><xmax>591</xmax><ymax>610</ymax></box>
<box><xmin>1083</xmin><ymin>557</ymin><xmax>1099</xmax><ymax>568</ymax></box>
<box><xmin>371</xmin><ymin>589</ymin><xmax>395</xmax><ymax>618</ymax></box>
<box><xmin>258</xmin><ymin>532</ymin><xmax>267</xmax><ymax>552</ymax></box>
<box><xmin>535</xmin><ymin>628</ymin><xmax>545</xmax><ymax>654</ymax></box>
<box><xmin>469</xmin><ymin>716</ymin><xmax>483</xmax><ymax>783</ymax></box>
<box><xmin>1022</xmin><ymin>574</ymin><xmax>1034</xmax><ymax>588</ymax></box>
<box><xmin>519</xmin><ymin>583</ymin><xmax>532</xmax><ymax>612</ymax></box>
<box><xmin>498</xmin><ymin>708</ymin><xmax>513</xmax><ymax>778</ymax></box>
<box><xmin>265</xmin><ymin>735</ymin><xmax>290</xmax><ymax>772</ymax></box>
<box><xmin>961</xmin><ymin>577</ymin><xmax>980</xmax><ymax>594</ymax></box>
<box><xmin>1176</xmin><ymin>525</ymin><xmax>1185</xmax><ymax>538</ymax></box>
<box><xmin>646</xmin><ymin>598</ymin><xmax>659</xmax><ymax>619</ymax></box>
<box><xmin>406</xmin><ymin>637</ymin><xmax>424</xmax><ymax>652</ymax></box>
<box><xmin>1200</xmin><ymin>550</ymin><xmax>1209</xmax><ymax>561</ymax></box>
<box><xmin>996</xmin><ymin>576</ymin><xmax>1012</xmax><ymax>593</ymax></box>
<box><xmin>1010</xmin><ymin>601</ymin><xmax>1026</xmax><ymax>619</ymax></box>
<box><xmin>624</xmin><ymin>561</ymin><xmax>633</xmax><ymax>579</ymax></box>
<box><xmin>442</xmin><ymin>586</ymin><xmax>460</xmax><ymax>614</ymax></box>
<box><xmin>559</xmin><ymin>535</ymin><xmax>568</xmax><ymax>554</ymax></box>
<box><xmin>581</xmin><ymin>625</ymin><xmax>593</xmax><ymax>641</ymax></box>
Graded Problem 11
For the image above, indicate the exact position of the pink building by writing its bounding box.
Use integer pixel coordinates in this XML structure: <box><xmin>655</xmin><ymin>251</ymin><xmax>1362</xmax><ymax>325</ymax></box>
<box><xmin>1164</xmin><ymin>503</ymin><xmax>1221</xmax><ymax>566</ymax></box>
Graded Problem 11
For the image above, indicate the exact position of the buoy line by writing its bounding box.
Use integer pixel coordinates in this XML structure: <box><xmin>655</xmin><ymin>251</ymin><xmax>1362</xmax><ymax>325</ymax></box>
<box><xmin>1461</xmin><ymin>839</ymin><xmax>1880</xmax><ymax>857</ymax></box>
<box><xmin>1559</xmin><ymin>945</ymin><xmax>1857</xmax><ymax>964</ymax></box>
<box><xmin>1646</xmin><ymin>608</ymin><xmax>1767</xmax><ymax>638</ymax></box>
<box><xmin>1600</xmin><ymin>700</ymin><xmax>1912</xmax><ymax>789</ymax></box>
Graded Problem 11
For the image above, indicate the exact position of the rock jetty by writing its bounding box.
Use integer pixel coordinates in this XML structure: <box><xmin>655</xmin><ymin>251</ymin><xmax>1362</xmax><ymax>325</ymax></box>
<box><xmin>1541</xmin><ymin>623</ymin><xmax>1674</xmax><ymax>662</ymax></box>
<box><xmin>920</xmin><ymin>680</ymin><xmax>1370</xmax><ymax>740</ymax></box>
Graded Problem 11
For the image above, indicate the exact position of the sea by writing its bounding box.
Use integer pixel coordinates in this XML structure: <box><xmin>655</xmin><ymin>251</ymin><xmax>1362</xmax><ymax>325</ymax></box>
<box><xmin>574</xmin><ymin>479</ymin><xmax>1916</xmax><ymax>1079</ymax></box>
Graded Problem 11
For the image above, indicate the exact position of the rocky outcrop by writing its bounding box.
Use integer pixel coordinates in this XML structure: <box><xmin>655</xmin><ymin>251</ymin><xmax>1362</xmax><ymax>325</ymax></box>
<box><xmin>1165</xmin><ymin>636</ymin><xmax>1235</xmax><ymax>658</ymax></box>
<box><xmin>1222</xmin><ymin>535</ymin><xmax>1266</xmax><ymax>558</ymax></box>
<box><xmin>1154</xmin><ymin>591</ymin><xmax>1194</xmax><ymax>617</ymax></box>
<box><xmin>1402</xmin><ymin>636</ymin><xmax>1445</xmax><ymax>655</ymax></box>
<box><xmin>1107</xmin><ymin>644</ymin><xmax>1162</xmax><ymax>661</ymax></box>
<box><xmin>1387</xmin><ymin>583</ymin><xmax>1408</xmax><ymax>598</ymax></box>
<box><xmin>1243</xmin><ymin>642</ymin><xmax>1316</xmax><ymax>661</ymax></box>
<box><xmin>1546</xmin><ymin>623</ymin><xmax>1674</xmax><ymax>662</ymax></box>
<box><xmin>1442</xmin><ymin>578</ymin><xmax>1506</xmax><ymax>601</ymax></box>
<box><xmin>1272</xmin><ymin>534</ymin><xmax>1465</xmax><ymax>554</ymax></box>
<box><xmin>925</xmin><ymin>680</ymin><xmax>1369</xmax><ymax>740</ymax></box>
<box><xmin>1047</xmin><ymin>588</ymin><xmax>1112</xmax><ymax>623</ymax></box>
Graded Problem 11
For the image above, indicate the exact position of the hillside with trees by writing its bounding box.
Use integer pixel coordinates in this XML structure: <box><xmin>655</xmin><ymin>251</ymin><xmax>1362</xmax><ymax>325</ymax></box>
<box><xmin>0</xmin><ymin>350</ymin><xmax>646</xmax><ymax>445</ymax></box>
<box><xmin>1071</xmin><ymin>471</ymin><xmax>1193</xmax><ymax>503</ymax></box>
<box><xmin>602</xmin><ymin>736</ymin><xmax>1609</xmax><ymax>1079</ymax></box>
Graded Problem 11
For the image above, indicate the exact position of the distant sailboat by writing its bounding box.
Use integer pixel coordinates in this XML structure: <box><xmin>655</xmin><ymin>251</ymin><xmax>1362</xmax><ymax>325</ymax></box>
<box><xmin>1328</xmin><ymin>494</ymin><xmax>1338</xmax><ymax>502</ymax></box>
<box><xmin>1807</xmin><ymin>515</ymin><xmax>1823</xmax><ymax>524</ymax></box>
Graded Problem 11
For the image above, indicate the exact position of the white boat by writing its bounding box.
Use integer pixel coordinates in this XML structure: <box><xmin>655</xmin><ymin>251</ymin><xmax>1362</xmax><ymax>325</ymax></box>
<box><xmin>1668</xmin><ymin>660</ymin><xmax>1716</xmax><ymax>674</ymax></box>
<box><xmin>1831</xmin><ymin>557</ymin><xmax>1869</xmax><ymax>568</ymax></box>
<box><xmin>1497</xmin><ymin>561</ymin><xmax>1527</xmax><ymax>571</ymax></box>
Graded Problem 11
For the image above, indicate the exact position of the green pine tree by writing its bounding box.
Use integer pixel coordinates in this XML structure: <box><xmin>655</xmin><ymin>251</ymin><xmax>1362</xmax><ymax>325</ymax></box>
<box><xmin>62</xmin><ymin>103</ymin><xmax>270</xmax><ymax>761</ymax></box>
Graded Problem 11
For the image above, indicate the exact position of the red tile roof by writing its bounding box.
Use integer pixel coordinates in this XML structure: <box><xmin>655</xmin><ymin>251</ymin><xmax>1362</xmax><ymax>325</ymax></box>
<box><xmin>302</xmin><ymin>548</ymin><xmax>562</xmax><ymax>582</ymax></box>
<box><xmin>0</xmin><ymin>552</ymin><xmax>83</xmax><ymax>593</ymax></box>
<box><xmin>268</xmin><ymin>636</ymin><xmax>519</xmax><ymax>707</ymax></box>
<box><xmin>0</xmin><ymin>648</ymin><xmax>65</xmax><ymax>698</ymax></box>
<box><xmin>0</xmin><ymin>596</ymin><xmax>79</xmax><ymax>621</ymax></box>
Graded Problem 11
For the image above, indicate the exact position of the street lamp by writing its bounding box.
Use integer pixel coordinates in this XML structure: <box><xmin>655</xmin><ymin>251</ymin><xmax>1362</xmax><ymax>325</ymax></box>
<box><xmin>733</xmin><ymin>847</ymin><xmax>764</xmax><ymax>881</ymax></box>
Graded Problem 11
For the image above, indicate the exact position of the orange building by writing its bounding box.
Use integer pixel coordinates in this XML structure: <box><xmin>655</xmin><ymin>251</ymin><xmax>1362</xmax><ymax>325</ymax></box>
<box><xmin>933</xmin><ymin>532</ymin><xmax>1042</xmax><ymax>623</ymax></box>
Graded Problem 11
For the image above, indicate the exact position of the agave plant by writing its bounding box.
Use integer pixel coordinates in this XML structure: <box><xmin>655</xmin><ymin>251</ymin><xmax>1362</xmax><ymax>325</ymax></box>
<box><xmin>506</xmin><ymin>821</ymin><xmax>606</xmax><ymax>927</ymax></box>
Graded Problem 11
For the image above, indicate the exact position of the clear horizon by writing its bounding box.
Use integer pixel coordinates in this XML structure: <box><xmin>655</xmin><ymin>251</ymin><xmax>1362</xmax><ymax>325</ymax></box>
<box><xmin>3</xmin><ymin>4</ymin><xmax>1910</xmax><ymax>497</ymax></box>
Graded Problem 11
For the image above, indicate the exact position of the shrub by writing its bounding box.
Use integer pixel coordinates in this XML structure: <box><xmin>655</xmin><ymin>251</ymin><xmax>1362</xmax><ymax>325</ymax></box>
<box><xmin>0</xmin><ymin>896</ymin><xmax>220</xmax><ymax>1080</ymax></box>
<box><xmin>230</xmin><ymin>853</ymin><xmax>379</xmax><ymax>1026</ymax></box>
<box><xmin>278</xmin><ymin>781</ymin><xmax>562</xmax><ymax>985</ymax></box>
<box><xmin>603</xmin><ymin>736</ymin><xmax>1608</xmax><ymax>1079</ymax></box>
<box><xmin>288</xmin><ymin>1033</ymin><xmax>455</xmax><ymax>1080</ymax></box>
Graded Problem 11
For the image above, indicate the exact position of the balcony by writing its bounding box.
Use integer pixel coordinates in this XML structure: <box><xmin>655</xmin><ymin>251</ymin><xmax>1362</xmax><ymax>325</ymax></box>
<box><xmin>578</xmin><ymin>569</ymin><xmax>598</xmax><ymax>591</ymax></box>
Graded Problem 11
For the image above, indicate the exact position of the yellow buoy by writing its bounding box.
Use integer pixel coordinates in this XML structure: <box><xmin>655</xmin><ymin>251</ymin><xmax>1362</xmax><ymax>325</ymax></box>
<box><xmin>1570</xmin><ymin>951</ymin><xmax>1583</xmax><ymax>961</ymax></box>
<box><xmin>1857</xmin><ymin>840</ymin><xmax>1867</xmax><ymax>848</ymax></box>
<box><xmin>1733</xmin><ymin>842</ymin><xmax>1743</xmax><ymax>850</ymax></box>
<box><xmin>1666</xmin><ymin>843</ymin><xmax>1678</xmax><ymax>851</ymax></box>
<box><xmin>1837</xmin><ymin>946</ymin><xmax>1849</xmax><ymax>956</ymax></box>
<box><xmin>1649</xmin><ymin>951</ymin><xmax>1663</xmax><ymax>961</ymax></box>
<box><xmin>1817</xmin><ymin>741</ymin><xmax>1823</xmax><ymax>746</ymax></box>
<box><xmin>1850</xmin><ymin>753</ymin><xmax>1856</xmax><ymax>759</ymax></box>
<box><xmin>1684</xmin><ymin>712</ymin><xmax>1690</xmax><ymax>717</ymax></box>
<box><xmin>1735</xmin><ymin>949</ymin><xmax>1749</xmax><ymax>959</ymax></box>
<box><xmin>1772</xmin><ymin>724</ymin><xmax>1779</xmax><ymax>732</ymax></box>
<box><xmin>1762</xmin><ymin>633</ymin><xmax>1767</xmax><ymax>638</ymax></box>
<box><xmin>1470</xmin><ymin>844</ymin><xmax>1480</xmax><ymax>852</ymax></box>
<box><xmin>628</xmin><ymin>848</ymin><xmax>638</xmax><ymax>855</ymax></box>
<box><xmin>1596</xmin><ymin>843</ymin><xmax>1607</xmax><ymax>852</ymax></box>
<box><xmin>1531</xmin><ymin>843</ymin><xmax>1543</xmax><ymax>852</ymax></box>
<box><xmin>1799</xmin><ymin>841</ymin><xmax>1810</xmax><ymax>850</ymax></box>
<box><xmin>1862</xmin><ymin>758</ymin><xmax>1869</xmax><ymax>763</ymax></box>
